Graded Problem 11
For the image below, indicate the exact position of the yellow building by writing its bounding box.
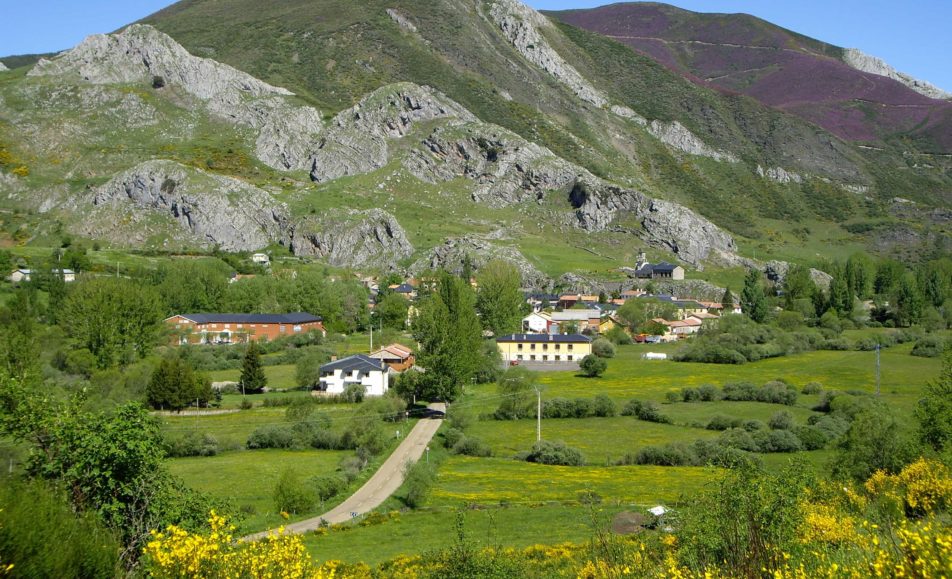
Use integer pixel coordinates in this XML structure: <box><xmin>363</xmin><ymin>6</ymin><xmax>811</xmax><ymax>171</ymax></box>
<box><xmin>496</xmin><ymin>334</ymin><xmax>593</xmax><ymax>364</ymax></box>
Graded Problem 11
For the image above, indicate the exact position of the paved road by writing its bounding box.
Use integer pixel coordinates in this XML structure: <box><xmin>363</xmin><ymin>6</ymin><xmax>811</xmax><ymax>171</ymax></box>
<box><xmin>244</xmin><ymin>402</ymin><xmax>445</xmax><ymax>540</ymax></box>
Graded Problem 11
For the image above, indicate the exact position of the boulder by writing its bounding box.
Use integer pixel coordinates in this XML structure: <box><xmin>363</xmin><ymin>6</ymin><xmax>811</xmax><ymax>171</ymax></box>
<box><xmin>411</xmin><ymin>237</ymin><xmax>551</xmax><ymax>289</ymax></box>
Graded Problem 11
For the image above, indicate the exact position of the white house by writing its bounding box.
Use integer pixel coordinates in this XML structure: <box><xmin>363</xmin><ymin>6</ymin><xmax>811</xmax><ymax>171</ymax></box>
<box><xmin>551</xmin><ymin>309</ymin><xmax>601</xmax><ymax>333</ymax></box>
<box><xmin>251</xmin><ymin>253</ymin><xmax>270</xmax><ymax>266</ymax></box>
<box><xmin>8</xmin><ymin>268</ymin><xmax>76</xmax><ymax>283</ymax></box>
<box><xmin>317</xmin><ymin>354</ymin><xmax>389</xmax><ymax>396</ymax></box>
<box><xmin>522</xmin><ymin>311</ymin><xmax>552</xmax><ymax>333</ymax></box>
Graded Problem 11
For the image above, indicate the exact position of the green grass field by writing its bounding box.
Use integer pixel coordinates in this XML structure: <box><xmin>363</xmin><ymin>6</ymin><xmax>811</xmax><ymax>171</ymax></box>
<box><xmin>168</xmin><ymin>449</ymin><xmax>350</xmax><ymax>532</ymax></box>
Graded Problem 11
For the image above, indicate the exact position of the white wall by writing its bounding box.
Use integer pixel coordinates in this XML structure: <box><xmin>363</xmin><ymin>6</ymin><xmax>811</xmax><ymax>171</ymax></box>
<box><xmin>320</xmin><ymin>369</ymin><xmax>389</xmax><ymax>396</ymax></box>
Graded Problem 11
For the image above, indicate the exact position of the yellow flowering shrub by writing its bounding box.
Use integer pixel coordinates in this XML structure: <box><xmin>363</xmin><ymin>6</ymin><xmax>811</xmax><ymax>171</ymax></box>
<box><xmin>800</xmin><ymin>503</ymin><xmax>858</xmax><ymax>545</ymax></box>
<box><xmin>865</xmin><ymin>458</ymin><xmax>952</xmax><ymax>515</ymax></box>
<box><xmin>144</xmin><ymin>511</ymin><xmax>315</xmax><ymax>578</ymax></box>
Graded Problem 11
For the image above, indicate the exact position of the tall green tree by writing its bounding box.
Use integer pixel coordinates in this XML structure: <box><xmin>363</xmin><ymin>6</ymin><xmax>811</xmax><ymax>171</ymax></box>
<box><xmin>916</xmin><ymin>347</ymin><xmax>952</xmax><ymax>452</ymax></box>
<box><xmin>845</xmin><ymin>253</ymin><xmax>875</xmax><ymax>299</ymax></box>
<box><xmin>828</xmin><ymin>273</ymin><xmax>852</xmax><ymax>316</ymax></box>
<box><xmin>782</xmin><ymin>265</ymin><xmax>815</xmax><ymax>309</ymax></box>
<box><xmin>894</xmin><ymin>273</ymin><xmax>924</xmax><ymax>327</ymax></box>
<box><xmin>375</xmin><ymin>292</ymin><xmax>410</xmax><ymax>329</ymax></box>
<box><xmin>617</xmin><ymin>297</ymin><xmax>677</xmax><ymax>330</ymax></box>
<box><xmin>741</xmin><ymin>269</ymin><xmax>768</xmax><ymax>323</ymax></box>
<box><xmin>155</xmin><ymin>260</ymin><xmax>229</xmax><ymax>315</ymax></box>
<box><xmin>475</xmin><ymin>259</ymin><xmax>525</xmax><ymax>336</ymax></box>
<box><xmin>874</xmin><ymin>259</ymin><xmax>904</xmax><ymax>296</ymax></box>
<box><xmin>61</xmin><ymin>278</ymin><xmax>164</xmax><ymax>368</ymax></box>
<box><xmin>721</xmin><ymin>286</ymin><xmax>734</xmax><ymax>313</ymax></box>
<box><xmin>239</xmin><ymin>341</ymin><xmax>267</xmax><ymax>394</ymax></box>
<box><xmin>412</xmin><ymin>271</ymin><xmax>483</xmax><ymax>402</ymax></box>
<box><xmin>147</xmin><ymin>355</ymin><xmax>212</xmax><ymax>411</ymax></box>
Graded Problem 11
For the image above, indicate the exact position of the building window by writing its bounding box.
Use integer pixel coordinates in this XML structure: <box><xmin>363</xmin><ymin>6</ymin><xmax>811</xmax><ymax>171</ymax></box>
<box><xmin>530</xmin><ymin>355</ymin><xmax>536</xmax><ymax>361</ymax></box>
<box><xmin>517</xmin><ymin>344</ymin><xmax>523</xmax><ymax>351</ymax></box>
<box><xmin>517</xmin><ymin>355</ymin><xmax>523</xmax><ymax>361</ymax></box>
<box><xmin>555</xmin><ymin>344</ymin><xmax>560</xmax><ymax>350</ymax></box>
<box><xmin>280</xmin><ymin>325</ymin><xmax>286</xmax><ymax>333</ymax></box>
<box><xmin>293</xmin><ymin>325</ymin><xmax>302</xmax><ymax>333</ymax></box>
<box><xmin>568</xmin><ymin>344</ymin><xmax>574</xmax><ymax>351</ymax></box>
<box><xmin>542</xmin><ymin>355</ymin><xmax>548</xmax><ymax>361</ymax></box>
<box><xmin>237</xmin><ymin>324</ymin><xmax>243</xmax><ymax>329</ymax></box>
<box><xmin>555</xmin><ymin>355</ymin><xmax>560</xmax><ymax>361</ymax></box>
<box><xmin>567</xmin><ymin>355</ymin><xmax>573</xmax><ymax>361</ymax></box>
<box><xmin>543</xmin><ymin>344</ymin><xmax>548</xmax><ymax>351</ymax></box>
<box><xmin>224</xmin><ymin>324</ymin><xmax>231</xmax><ymax>329</ymax></box>
<box><xmin>531</xmin><ymin>344</ymin><xmax>536</xmax><ymax>350</ymax></box>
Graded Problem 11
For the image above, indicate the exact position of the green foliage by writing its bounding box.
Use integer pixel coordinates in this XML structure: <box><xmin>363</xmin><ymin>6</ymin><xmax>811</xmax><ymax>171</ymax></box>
<box><xmin>403</xmin><ymin>460</ymin><xmax>437</xmax><ymax>509</ymax></box>
<box><xmin>61</xmin><ymin>277</ymin><xmax>165</xmax><ymax>368</ymax></box>
<box><xmin>272</xmin><ymin>468</ymin><xmax>315</xmax><ymax>514</ymax></box>
<box><xmin>895</xmin><ymin>273</ymin><xmax>924</xmax><ymax>327</ymax></box>
<box><xmin>475</xmin><ymin>259</ymin><xmax>526</xmax><ymax>337</ymax></box>
<box><xmin>603</xmin><ymin>325</ymin><xmax>631</xmax><ymax>345</ymax></box>
<box><xmin>832</xmin><ymin>402</ymin><xmax>918</xmax><ymax>482</ymax></box>
<box><xmin>375</xmin><ymin>292</ymin><xmax>409</xmax><ymax>330</ymax></box>
<box><xmin>0</xmin><ymin>480</ymin><xmax>120</xmax><ymax>578</ymax></box>
<box><xmin>678</xmin><ymin>461</ymin><xmax>812</xmax><ymax>576</ymax></box>
<box><xmin>915</xmin><ymin>348</ymin><xmax>952</xmax><ymax>452</ymax></box>
<box><xmin>768</xmin><ymin>410</ymin><xmax>795</xmax><ymax>430</ymax></box>
<box><xmin>493</xmin><ymin>366</ymin><xmax>537</xmax><ymax>420</ymax></box>
<box><xmin>741</xmin><ymin>268</ymin><xmax>768</xmax><ymax>323</ymax></box>
<box><xmin>617</xmin><ymin>298</ymin><xmax>677</xmax><ymax>330</ymax></box>
<box><xmin>147</xmin><ymin>355</ymin><xmax>212</xmax><ymax>411</ymax></box>
<box><xmin>591</xmin><ymin>338</ymin><xmax>616</xmax><ymax>358</ymax></box>
<box><xmin>579</xmin><ymin>354</ymin><xmax>607</xmax><ymax>377</ymax></box>
<box><xmin>721</xmin><ymin>286</ymin><xmax>733</xmax><ymax>310</ymax></box>
<box><xmin>239</xmin><ymin>341</ymin><xmax>267</xmax><ymax>393</ymax></box>
<box><xmin>153</xmin><ymin>260</ymin><xmax>230</xmax><ymax>315</ymax></box>
<box><xmin>620</xmin><ymin>399</ymin><xmax>671</xmax><ymax>423</ymax></box>
<box><xmin>295</xmin><ymin>350</ymin><xmax>330</xmax><ymax>388</ymax></box>
<box><xmin>522</xmin><ymin>440</ymin><xmax>586</xmax><ymax>466</ymax></box>
<box><xmin>412</xmin><ymin>271</ymin><xmax>483</xmax><ymax>402</ymax></box>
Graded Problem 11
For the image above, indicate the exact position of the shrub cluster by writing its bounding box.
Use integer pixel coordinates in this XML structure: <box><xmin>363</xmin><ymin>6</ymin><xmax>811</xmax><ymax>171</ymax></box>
<box><xmin>163</xmin><ymin>431</ymin><xmax>220</xmax><ymax>457</ymax></box>
<box><xmin>620</xmin><ymin>399</ymin><xmax>671</xmax><ymax>423</ymax></box>
<box><xmin>911</xmin><ymin>335</ymin><xmax>945</xmax><ymax>358</ymax></box>
<box><xmin>541</xmin><ymin>394</ymin><xmax>617</xmax><ymax>419</ymax></box>
<box><xmin>519</xmin><ymin>440</ymin><xmax>586</xmax><ymax>466</ymax></box>
<box><xmin>680</xmin><ymin>384</ymin><xmax>722</xmax><ymax>402</ymax></box>
<box><xmin>442</xmin><ymin>427</ymin><xmax>492</xmax><ymax>457</ymax></box>
<box><xmin>722</xmin><ymin>380</ymin><xmax>798</xmax><ymax>405</ymax></box>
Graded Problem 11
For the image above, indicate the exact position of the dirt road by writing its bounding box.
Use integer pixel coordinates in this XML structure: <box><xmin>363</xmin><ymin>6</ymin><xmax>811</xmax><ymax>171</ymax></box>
<box><xmin>243</xmin><ymin>402</ymin><xmax>445</xmax><ymax>540</ymax></box>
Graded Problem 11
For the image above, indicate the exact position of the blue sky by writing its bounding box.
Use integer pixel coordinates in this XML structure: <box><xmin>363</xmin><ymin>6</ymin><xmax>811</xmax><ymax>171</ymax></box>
<box><xmin>1</xmin><ymin>1</ymin><xmax>949</xmax><ymax>92</ymax></box>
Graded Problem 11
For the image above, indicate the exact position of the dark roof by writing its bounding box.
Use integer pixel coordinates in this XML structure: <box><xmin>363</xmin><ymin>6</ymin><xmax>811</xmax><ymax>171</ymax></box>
<box><xmin>175</xmin><ymin>312</ymin><xmax>322</xmax><ymax>324</ymax></box>
<box><xmin>393</xmin><ymin>284</ymin><xmax>415</xmax><ymax>293</ymax></box>
<box><xmin>320</xmin><ymin>354</ymin><xmax>386</xmax><ymax>374</ymax></box>
<box><xmin>496</xmin><ymin>333</ymin><xmax>592</xmax><ymax>343</ymax></box>
<box><xmin>651</xmin><ymin>261</ymin><xmax>680</xmax><ymax>273</ymax></box>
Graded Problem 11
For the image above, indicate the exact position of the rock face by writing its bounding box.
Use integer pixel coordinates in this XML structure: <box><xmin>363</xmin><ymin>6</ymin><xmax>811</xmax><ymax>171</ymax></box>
<box><xmin>764</xmin><ymin>260</ymin><xmax>832</xmax><ymax>291</ymax></box>
<box><xmin>386</xmin><ymin>9</ymin><xmax>418</xmax><ymax>33</ymax></box>
<box><xmin>0</xmin><ymin>62</ymin><xmax>7</xmax><ymax>72</ymax></box>
<box><xmin>489</xmin><ymin>0</ymin><xmax>608</xmax><ymax>107</ymax></box>
<box><xmin>842</xmin><ymin>48</ymin><xmax>952</xmax><ymax>100</ymax></box>
<box><xmin>29</xmin><ymin>24</ymin><xmax>322</xmax><ymax>170</ymax></box>
<box><xmin>756</xmin><ymin>165</ymin><xmax>803</xmax><ymax>184</ymax></box>
<box><xmin>86</xmin><ymin>160</ymin><xmax>288</xmax><ymax>250</ymax></box>
<box><xmin>411</xmin><ymin>237</ymin><xmax>551</xmax><ymax>289</ymax></box>
<box><xmin>289</xmin><ymin>209</ymin><xmax>414</xmax><ymax>270</ymax></box>
<box><xmin>309</xmin><ymin>83</ymin><xmax>474</xmax><ymax>182</ymax></box>
<box><xmin>647</xmin><ymin>120</ymin><xmax>739</xmax><ymax>163</ymax></box>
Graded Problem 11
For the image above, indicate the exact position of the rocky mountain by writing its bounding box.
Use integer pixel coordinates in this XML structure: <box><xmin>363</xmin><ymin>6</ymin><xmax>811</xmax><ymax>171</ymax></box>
<box><xmin>1</xmin><ymin>0</ymin><xmax>950</xmax><ymax>283</ymax></box>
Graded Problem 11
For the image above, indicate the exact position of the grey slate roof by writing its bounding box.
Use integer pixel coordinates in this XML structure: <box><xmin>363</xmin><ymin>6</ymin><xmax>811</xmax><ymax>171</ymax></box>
<box><xmin>320</xmin><ymin>354</ymin><xmax>386</xmax><ymax>375</ymax></box>
<box><xmin>496</xmin><ymin>333</ymin><xmax>592</xmax><ymax>343</ymax></box>
<box><xmin>177</xmin><ymin>312</ymin><xmax>322</xmax><ymax>324</ymax></box>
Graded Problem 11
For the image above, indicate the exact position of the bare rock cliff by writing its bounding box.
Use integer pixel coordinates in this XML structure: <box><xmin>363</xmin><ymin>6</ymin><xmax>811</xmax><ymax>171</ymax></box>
<box><xmin>85</xmin><ymin>160</ymin><xmax>288</xmax><ymax>250</ymax></box>
<box><xmin>411</xmin><ymin>236</ymin><xmax>551</xmax><ymax>289</ymax></box>
<box><xmin>29</xmin><ymin>25</ymin><xmax>323</xmax><ymax>171</ymax></box>
<box><xmin>289</xmin><ymin>209</ymin><xmax>414</xmax><ymax>271</ymax></box>
<box><xmin>842</xmin><ymin>48</ymin><xmax>951</xmax><ymax>100</ymax></box>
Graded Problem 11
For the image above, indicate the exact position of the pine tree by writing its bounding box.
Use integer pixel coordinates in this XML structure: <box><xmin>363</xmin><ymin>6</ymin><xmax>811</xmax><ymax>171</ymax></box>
<box><xmin>147</xmin><ymin>356</ymin><xmax>211</xmax><ymax>411</ymax></box>
<box><xmin>740</xmin><ymin>269</ymin><xmax>767</xmax><ymax>323</ymax></box>
<box><xmin>240</xmin><ymin>341</ymin><xmax>267</xmax><ymax>394</ymax></box>
<box><xmin>721</xmin><ymin>286</ymin><xmax>733</xmax><ymax>313</ymax></box>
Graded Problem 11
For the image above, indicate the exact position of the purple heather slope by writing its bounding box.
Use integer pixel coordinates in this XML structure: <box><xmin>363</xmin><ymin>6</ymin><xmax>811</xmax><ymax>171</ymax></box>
<box><xmin>552</xmin><ymin>2</ymin><xmax>952</xmax><ymax>150</ymax></box>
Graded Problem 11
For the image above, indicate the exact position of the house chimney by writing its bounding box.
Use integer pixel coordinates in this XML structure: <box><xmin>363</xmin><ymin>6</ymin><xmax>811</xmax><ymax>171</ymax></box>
<box><xmin>330</xmin><ymin>355</ymin><xmax>338</xmax><ymax>362</ymax></box>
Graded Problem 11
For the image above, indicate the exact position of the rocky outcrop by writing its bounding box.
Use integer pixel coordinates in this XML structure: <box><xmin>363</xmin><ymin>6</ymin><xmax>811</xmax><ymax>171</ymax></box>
<box><xmin>639</xmin><ymin>199</ymin><xmax>738</xmax><ymax>268</ymax></box>
<box><xmin>289</xmin><ymin>209</ymin><xmax>413</xmax><ymax>270</ymax></box>
<box><xmin>85</xmin><ymin>160</ymin><xmax>288</xmax><ymax>250</ymax></box>
<box><xmin>757</xmin><ymin>165</ymin><xmax>803</xmax><ymax>184</ymax></box>
<box><xmin>489</xmin><ymin>0</ymin><xmax>608</xmax><ymax>107</ymax></box>
<box><xmin>648</xmin><ymin>120</ymin><xmax>739</xmax><ymax>163</ymax></box>
<box><xmin>0</xmin><ymin>62</ymin><xmax>7</xmax><ymax>72</ymax></box>
<box><xmin>764</xmin><ymin>260</ymin><xmax>832</xmax><ymax>291</ymax></box>
<box><xmin>610</xmin><ymin>105</ymin><xmax>647</xmax><ymax>125</ymax></box>
<box><xmin>406</xmin><ymin>123</ymin><xmax>579</xmax><ymax>207</ymax></box>
<box><xmin>411</xmin><ymin>237</ymin><xmax>551</xmax><ymax>289</ymax></box>
<box><xmin>309</xmin><ymin>83</ymin><xmax>474</xmax><ymax>182</ymax></box>
<box><xmin>29</xmin><ymin>24</ymin><xmax>322</xmax><ymax>170</ymax></box>
<box><xmin>387</xmin><ymin>9</ymin><xmax>418</xmax><ymax>33</ymax></box>
<box><xmin>842</xmin><ymin>48</ymin><xmax>952</xmax><ymax>100</ymax></box>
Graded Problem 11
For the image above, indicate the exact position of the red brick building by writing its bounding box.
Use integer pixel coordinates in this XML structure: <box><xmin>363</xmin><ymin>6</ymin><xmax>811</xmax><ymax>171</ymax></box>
<box><xmin>166</xmin><ymin>313</ymin><xmax>325</xmax><ymax>344</ymax></box>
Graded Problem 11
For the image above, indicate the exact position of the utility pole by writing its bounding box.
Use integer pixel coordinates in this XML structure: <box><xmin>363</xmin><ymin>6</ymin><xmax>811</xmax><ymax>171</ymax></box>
<box><xmin>875</xmin><ymin>343</ymin><xmax>881</xmax><ymax>396</ymax></box>
<box><xmin>370</xmin><ymin>320</ymin><xmax>373</xmax><ymax>352</ymax></box>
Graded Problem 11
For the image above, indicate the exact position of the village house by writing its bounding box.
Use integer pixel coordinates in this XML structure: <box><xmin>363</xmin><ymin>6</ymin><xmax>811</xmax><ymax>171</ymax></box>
<box><xmin>389</xmin><ymin>283</ymin><xmax>418</xmax><ymax>300</ymax></box>
<box><xmin>251</xmin><ymin>253</ymin><xmax>270</xmax><ymax>266</ymax></box>
<box><xmin>522</xmin><ymin>311</ymin><xmax>553</xmax><ymax>333</ymax></box>
<box><xmin>8</xmin><ymin>268</ymin><xmax>76</xmax><ymax>283</ymax></box>
<box><xmin>496</xmin><ymin>333</ymin><xmax>593</xmax><ymax>364</ymax></box>
<box><xmin>166</xmin><ymin>312</ymin><xmax>325</xmax><ymax>344</ymax></box>
<box><xmin>317</xmin><ymin>354</ymin><xmax>389</xmax><ymax>396</ymax></box>
<box><xmin>525</xmin><ymin>293</ymin><xmax>559</xmax><ymax>312</ymax></box>
<box><xmin>634</xmin><ymin>253</ymin><xmax>685</xmax><ymax>280</ymax></box>
<box><xmin>368</xmin><ymin>343</ymin><xmax>415</xmax><ymax>372</ymax></box>
<box><xmin>551</xmin><ymin>309</ymin><xmax>602</xmax><ymax>333</ymax></box>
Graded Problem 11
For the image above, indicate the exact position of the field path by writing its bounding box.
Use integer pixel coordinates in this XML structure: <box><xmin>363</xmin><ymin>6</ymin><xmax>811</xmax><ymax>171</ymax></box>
<box><xmin>243</xmin><ymin>402</ymin><xmax>445</xmax><ymax>540</ymax></box>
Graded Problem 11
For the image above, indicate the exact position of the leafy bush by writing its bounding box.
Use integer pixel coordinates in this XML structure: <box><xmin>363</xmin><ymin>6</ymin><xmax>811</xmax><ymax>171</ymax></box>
<box><xmin>342</xmin><ymin>383</ymin><xmax>366</xmax><ymax>403</ymax></box>
<box><xmin>247</xmin><ymin>425</ymin><xmax>297</xmax><ymax>449</ymax></box>
<box><xmin>273</xmin><ymin>468</ymin><xmax>315</xmax><ymax>514</ymax></box>
<box><xmin>706</xmin><ymin>415</ymin><xmax>742</xmax><ymax>431</ymax></box>
<box><xmin>801</xmin><ymin>381</ymin><xmax>823</xmax><ymax>395</ymax></box>
<box><xmin>722</xmin><ymin>380</ymin><xmax>797</xmax><ymax>405</ymax></box>
<box><xmin>164</xmin><ymin>431</ymin><xmax>219</xmax><ymax>457</ymax></box>
<box><xmin>698</xmin><ymin>384</ymin><xmax>721</xmax><ymax>401</ymax></box>
<box><xmin>403</xmin><ymin>460</ymin><xmax>437</xmax><ymax>508</ymax></box>
<box><xmin>717</xmin><ymin>428</ymin><xmax>760</xmax><ymax>452</ymax></box>
<box><xmin>793</xmin><ymin>425</ymin><xmax>829</xmax><ymax>450</ymax></box>
<box><xmin>752</xmin><ymin>429</ymin><xmax>803</xmax><ymax>453</ymax></box>
<box><xmin>452</xmin><ymin>436</ymin><xmax>492</xmax><ymax>457</ymax></box>
<box><xmin>911</xmin><ymin>336</ymin><xmax>945</xmax><ymax>358</ymax></box>
<box><xmin>742</xmin><ymin>419</ymin><xmax>766</xmax><ymax>432</ymax></box>
<box><xmin>620</xmin><ymin>399</ymin><xmax>671</xmax><ymax>423</ymax></box>
<box><xmin>681</xmin><ymin>387</ymin><xmax>701</xmax><ymax>402</ymax></box>
<box><xmin>591</xmin><ymin>394</ymin><xmax>617</xmax><ymax>417</ymax></box>
<box><xmin>604</xmin><ymin>325</ymin><xmax>632</xmax><ymax>345</ymax></box>
<box><xmin>310</xmin><ymin>474</ymin><xmax>347</xmax><ymax>504</ymax></box>
<box><xmin>768</xmin><ymin>410</ymin><xmax>795</xmax><ymax>431</ymax></box>
<box><xmin>523</xmin><ymin>440</ymin><xmax>586</xmax><ymax>466</ymax></box>
<box><xmin>592</xmin><ymin>338</ymin><xmax>616</xmax><ymax>358</ymax></box>
<box><xmin>579</xmin><ymin>354</ymin><xmax>607</xmax><ymax>377</ymax></box>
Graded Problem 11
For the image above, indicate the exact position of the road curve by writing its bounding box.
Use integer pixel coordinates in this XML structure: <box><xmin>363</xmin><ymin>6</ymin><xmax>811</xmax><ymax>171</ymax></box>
<box><xmin>243</xmin><ymin>402</ymin><xmax>445</xmax><ymax>540</ymax></box>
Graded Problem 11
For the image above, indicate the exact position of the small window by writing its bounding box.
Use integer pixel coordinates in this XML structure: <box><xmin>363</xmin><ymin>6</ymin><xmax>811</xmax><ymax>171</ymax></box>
<box><xmin>555</xmin><ymin>344</ymin><xmax>560</xmax><ymax>350</ymax></box>
<box><xmin>531</xmin><ymin>344</ymin><xmax>536</xmax><ymax>350</ymax></box>
<box><xmin>568</xmin><ymin>344</ymin><xmax>574</xmax><ymax>351</ymax></box>
<box><xmin>517</xmin><ymin>344</ymin><xmax>523</xmax><ymax>350</ymax></box>
<box><xmin>280</xmin><ymin>325</ymin><xmax>286</xmax><ymax>333</ymax></box>
<box><xmin>293</xmin><ymin>325</ymin><xmax>302</xmax><ymax>332</ymax></box>
<box><xmin>567</xmin><ymin>355</ymin><xmax>573</xmax><ymax>361</ymax></box>
<box><xmin>555</xmin><ymin>355</ymin><xmax>560</xmax><ymax>361</ymax></box>
<box><xmin>517</xmin><ymin>355</ymin><xmax>523</xmax><ymax>361</ymax></box>
<box><xmin>542</xmin><ymin>355</ymin><xmax>548</xmax><ymax>361</ymax></box>
<box><xmin>237</xmin><ymin>324</ymin><xmax>243</xmax><ymax>329</ymax></box>
<box><xmin>543</xmin><ymin>344</ymin><xmax>548</xmax><ymax>351</ymax></box>
<box><xmin>530</xmin><ymin>355</ymin><xmax>536</xmax><ymax>361</ymax></box>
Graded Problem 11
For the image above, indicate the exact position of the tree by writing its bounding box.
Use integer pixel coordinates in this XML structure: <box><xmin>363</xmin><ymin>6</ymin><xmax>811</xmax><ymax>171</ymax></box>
<box><xmin>721</xmin><ymin>286</ymin><xmax>734</xmax><ymax>313</ymax></box>
<box><xmin>832</xmin><ymin>404</ymin><xmax>916</xmax><ymax>482</ymax></box>
<box><xmin>894</xmin><ymin>273</ymin><xmax>923</xmax><ymax>327</ymax></box>
<box><xmin>61</xmin><ymin>278</ymin><xmax>164</xmax><ymax>368</ymax></box>
<box><xmin>782</xmin><ymin>266</ymin><xmax>815</xmax><ymax>309</ymax></box>
<box><xmin>475</xmin><ymin>259</ymin><xmax>525</xmax><ymax>337</ymax></box>
<box><xmin>875</xmin><ymin>259</ymin><xmax>904</xmax><ymax>296</ymax></box>
<box><xmin>591</xmin><ymin>338</ymin><xmax>616</xmax><ymax>358</ymax></box>
<box><xmin>617</xmin><ymin>297</ymin><xmax>677</xmax><ymax>330</ymax></box>
<box><xmin>915</xmin><ymin>348</ymin><xmax>952</xmax><ymax>452</ymax></box>
<box><xmin>154</xmin><ymin>260</ymin><xmax>229</xmax><ymax>315</ymax></box>
<box><xmin>828</xmin><ymin>271</ymin><xmax>852</xmax><ymax>316</ymax></box>
<box><xmin>375</xmin><ymin>292</ymin><xmax>410</xmax><ymax>329</ymax></box>
<box><xmin>493</xmin><ymin>366</ymin><xmax>537</xmax><ymax>420</ymax></box>
<box><xmin>239</xmin><ymin>341</ymin><xmax>267</xmax><ymax>394</ymax></box>
<box><xmin>147</xmin><ymin>356</ymin><xmax>212</xmax><ymax>411</ymax></box>
<box><xmin>740</xmin><ymin>269</ymin><xmax>767</xmax><ymax>323</ymax></box>
<box><xmin>845</xmin><ymin>253</ymin><xmax>875</xmax><ymax>299</ymax></box>
<box><xmin>579</xmin><ymin>354</ymin><xmax>607</xmax><ymax>377</ymax></box>
<box><xmin>412</xmin><ymin>271</ymin><xmax>483</xmax><ymax>402</ymax></box>
<box><xmin>295</xmin><ymin>350</ymin><xmax>328</xmax><ymax>389</ymax></box>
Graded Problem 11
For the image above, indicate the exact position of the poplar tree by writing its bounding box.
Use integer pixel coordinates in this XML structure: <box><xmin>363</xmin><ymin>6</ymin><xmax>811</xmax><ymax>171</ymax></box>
<box><xmin>741</xmin><ymin>269</ymin><xmax>767</xmax><ymax>323</ymax></box>
<box><xmin>240</xmin><ymin>341</ymin><xmax>267</xmax><ymax>394</ymax></box>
